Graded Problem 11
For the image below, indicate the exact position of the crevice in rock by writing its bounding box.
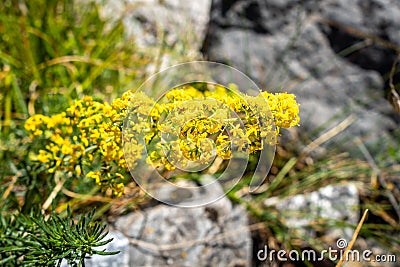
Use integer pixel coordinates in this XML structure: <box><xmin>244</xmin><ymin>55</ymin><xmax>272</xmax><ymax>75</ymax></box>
<box><xmin>319</xmin><ymin>24</ymin><xmax>400</xmax><ymax>101</ymax></box>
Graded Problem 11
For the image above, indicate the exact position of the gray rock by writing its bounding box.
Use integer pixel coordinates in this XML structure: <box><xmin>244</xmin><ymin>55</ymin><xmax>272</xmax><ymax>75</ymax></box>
<box><xmin>154</xmin><ymin>174</ymin><xmax>233</xmax><ymax>208</ymax></box>
<box><xmin>320</xmin><ymin>0</ymin><xmax>400</xmax><ymax>46</ymax></box>
<box><xmin>62</xmin><ymin>179</ymin><xmax>251</xmax><ymax>267</ymax></box>
<box><xmin>98</xmin><ymin>0</ymin><xmax>211</xmax><ymax>49</ymax></box>
<box><xmin>264</xmin><ymin>183</ymin><xmax>360</xmax><ymax>242</ymax></box>
<box><xmin>204</xmin><ymin>0</ymin><xmax>400</xmax><ymax>156</ymax></box>
<box><xmin>97</xmin><ymin>0</ymin><xmax>211</xmax><ymax>75</ymax></box>
<box><xmin>114</xmin><ymin>182</ymin><xmax>252</xmax><ymax>267</ymax></box>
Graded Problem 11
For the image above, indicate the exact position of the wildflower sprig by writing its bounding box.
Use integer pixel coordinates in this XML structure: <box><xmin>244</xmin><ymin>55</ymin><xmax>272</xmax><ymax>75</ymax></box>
<box><xmin>25</xmin><ymin>84</ymin><xmax>300</xmax><ymax>196</ymax></box>
<box><xmin>25</xmin><ymin>95</ymin><xmax>130</xmax><ymax>197</ymax></box>
<box><xmin>127</xmin><ymin>84</ymin><xmax>300</xmax><ymax>172</ymax></box>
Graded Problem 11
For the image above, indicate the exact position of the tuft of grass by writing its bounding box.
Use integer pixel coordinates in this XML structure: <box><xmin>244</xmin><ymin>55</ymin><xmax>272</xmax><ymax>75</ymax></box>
<box><xmin>0</xmin><ymin>0</ymin><xmax>152</xmax><ymax>123</ymax></box>
<box><xmin>0</xmin><ymin>0</ymin><xmax>204</xmax><ymax>225</ymax></box>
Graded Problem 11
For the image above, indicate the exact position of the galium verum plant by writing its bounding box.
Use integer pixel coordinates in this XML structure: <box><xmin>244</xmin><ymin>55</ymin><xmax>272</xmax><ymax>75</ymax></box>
<box><xmin>25</xmin><ymin>84</ymin><xmax>300</xmax><ymax>196</ymax></box>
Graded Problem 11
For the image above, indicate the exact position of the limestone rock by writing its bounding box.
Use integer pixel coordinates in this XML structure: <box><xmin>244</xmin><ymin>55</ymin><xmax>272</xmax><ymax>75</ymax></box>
<box><xmin>204</xmin><ymin>0</ymin><xmax>400</xmax><ymax>155</ymax></box>
<box><xmin>114</xmin><ymin>180</ymin><xmax>252</xmax><ymax>266</ymax></box>
<box><xmin>264</xmin><ymin>183</ymin><xmax>360</xmax><ymax>242</ymax></box>
<box><xmin>99</xmin><ymin>0</ymin><xmax>211</xmax><ymax>49</ymax></box>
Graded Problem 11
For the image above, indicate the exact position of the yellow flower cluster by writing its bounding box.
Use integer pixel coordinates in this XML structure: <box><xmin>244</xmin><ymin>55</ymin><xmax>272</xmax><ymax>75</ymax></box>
<box><xmin>125</xmin><ymin>84</ymin><xmax>300</xmax><ymax>171</ymax></box>
<box><xmin>25</xmin><ymin>95</ymin><xmax>130</xmax><ymax>197</ymax></box>
<box><xmin>25</xmin><ymin>84</ymin><xmax>300</xmax><ymax>196</ymax></box>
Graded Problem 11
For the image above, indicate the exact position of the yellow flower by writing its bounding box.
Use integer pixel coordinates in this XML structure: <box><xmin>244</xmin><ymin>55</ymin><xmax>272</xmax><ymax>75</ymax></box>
<box><xmin>75</xmin><ymin>165</ymin><xmax>82</xmax><ymax>176</ymax></box>
<box><xmin>24</xmin><ymin>83</ymin><xmax>300</xmax><ymax>197</ymax></box>
<box><xmin>37</xmin><ymin>150</ymin><xmax>52</xmax><ymax>163</ymax></box>
<box><xmin>261</xmin><ymin>91</ymin><xmax>300</xmax><ymax>128</ymax></box>
<box><xmin>61</xmin><ymin>143</ymin><xmax>73</xmax><ymax>155</ymax></box>
<box><xmin>86</xmin><ymin>171</ymin><xmax>101</xmax><ymax>184</ymax></box>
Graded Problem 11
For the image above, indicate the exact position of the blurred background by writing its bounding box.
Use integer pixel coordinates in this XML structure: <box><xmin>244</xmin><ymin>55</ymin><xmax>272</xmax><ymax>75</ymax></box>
<box><xmin>0</xmin><ymin>0</ymin><xmax>399</xmax><ymax>266</ymax></box>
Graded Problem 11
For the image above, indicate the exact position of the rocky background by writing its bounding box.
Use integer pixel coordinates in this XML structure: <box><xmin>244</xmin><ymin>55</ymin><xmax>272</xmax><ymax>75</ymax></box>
<box><xmin>83</xmin><ymin>1</ymin><xmax>399</xmax><ymax>266</ymax></box>
<box><xmin>203</xmin><ymin>0</ymin><xmax>400</xmax><ymax>156</ymax></box>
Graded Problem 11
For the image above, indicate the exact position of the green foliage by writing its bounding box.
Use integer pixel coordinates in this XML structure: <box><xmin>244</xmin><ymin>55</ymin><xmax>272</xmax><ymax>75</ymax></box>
<box><xmin>0</xmin><ymin>2</ymin><xmax>148</xmax><ymax>264</ymax></box>
<box><xmin>0</xmin><ymin>0</ymin><xmax>149</xmax><ymax>122</ymax></box>
<box><xmin>386</xmin><ymin>129</ymin><xmax>400</xmax><ymax>163</ymax></box>
<box><xmin>0</xmin><ymin>0</ymin><xmax>397</xmax><ymax>265</ymax></box>
<box><xmin>0</xmin><ymin>207</ymin><xmax>118</xmax><ymax>267</ymax></box>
